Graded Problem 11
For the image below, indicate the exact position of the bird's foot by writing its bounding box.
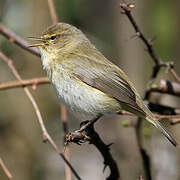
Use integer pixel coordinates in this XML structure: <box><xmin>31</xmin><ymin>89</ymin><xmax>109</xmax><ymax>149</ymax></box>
<box><xmin>64</xmin><ymin>120</ymin><xmax>91</xmax><ymax>146</ymax></box>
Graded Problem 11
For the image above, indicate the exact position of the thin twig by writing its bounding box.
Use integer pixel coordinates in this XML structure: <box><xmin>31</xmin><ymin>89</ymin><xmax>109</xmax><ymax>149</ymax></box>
<box><xmin>0</xmin><ymin>157</ymin><xmax>13</xmax><ymax>180</ymax></box>
<box><xmin>157</xmin><ymin>115</ymin><xmax>180</xmax><ymax>124</ymax></box>
<box><xmin>47</xmin><ymin>0</ymin><xmax>59</xmax><ymax>24</ymax></box>
<box><xmin>0</xmin><ymin>25</ymin><xmax>40</xmax><ymax>57</ymax></box>
<box><xmin>120</xmin><ymin>3</ymin><xmax>179</xmax><ymax>180</ymax></box>
<box><xmin>170</xmin><ymin>68</ymin><xmax>180</xmax><ymax>83</ymax></box>
<box><xmin>46</xmin><ymin>1</ymin><xmax>71</xmax><ymax>179</ymax></box>
<box><xmin>0</xmin><ymin>52</ymin><xmax>81</xmax><ymax>180</ymax></box>
<box><xmin>61</xmin><ymin>104</ymin><xmax>71</xmax><ymax>180</ymax></box>
<box><xmin>0</xmin><ymin>77</ymin><xmax>49</xmax><ymax>90</ymax></box>
<box><xmin>120</xmin><ymin>3</ymin><xmax>162</xmax><ymax>66</ymax></box>
<box><xmin>119</xmin><ymin>3</ymin><xmax>159</xmax><ymax>180</ymax></box>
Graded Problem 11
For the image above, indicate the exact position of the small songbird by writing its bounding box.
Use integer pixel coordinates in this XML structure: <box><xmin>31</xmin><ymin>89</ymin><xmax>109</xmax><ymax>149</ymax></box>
<box><xmin>29</xmin><ymin>23</ymin><xmax>177</xmax><ymax>146</ymax></box>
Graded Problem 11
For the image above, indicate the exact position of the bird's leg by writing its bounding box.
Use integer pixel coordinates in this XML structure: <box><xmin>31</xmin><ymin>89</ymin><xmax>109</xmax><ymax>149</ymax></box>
<box><xmin>65</xmin><ymin>115</ymin><xmax>102</xmax><ymax>145</ymax></box>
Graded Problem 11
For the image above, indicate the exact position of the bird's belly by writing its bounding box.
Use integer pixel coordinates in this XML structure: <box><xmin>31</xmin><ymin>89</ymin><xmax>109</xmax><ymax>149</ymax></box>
<box><xmin>51</xmin><ymin>71</ymin><xmax>121</xmax><ymax>116</ymax></box>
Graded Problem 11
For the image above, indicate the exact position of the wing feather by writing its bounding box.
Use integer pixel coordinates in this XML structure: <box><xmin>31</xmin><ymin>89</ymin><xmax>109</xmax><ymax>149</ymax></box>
<box><xmin>69</xmin><ymin>55</ymin><xmax>145</xmax><ymax>115</ymax></box>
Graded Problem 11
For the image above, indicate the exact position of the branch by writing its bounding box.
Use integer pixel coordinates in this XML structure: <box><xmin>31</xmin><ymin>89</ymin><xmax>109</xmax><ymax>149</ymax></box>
<box><xmin>65</xmin><ymin>121</ymin><xmax>120</xmax><ymax>180</ymax></box>
<box><xmin>0</xmin><ymin>77</ymin><xmax>49</xmax><ymax>90</ymax></box>
<box><xmin>61</xmin><ymin>104</ymin><xmax>71</xmax><ymax>180</ymax></box>
<box><xmin>157</xmin><ymin>115</ymin><xmax>180</xmax><ymax>125</ymax></box>
<box><xmin>148</xmin><ymin>102</ymin><xmax>180</xmax><ymax>115</ymax></box>
<box><xmin>0</xmin><ymin>157</ymin><xmax>13</xmax><ymax>180</ymax></box>
<box><xmin>120</xmin><ymin>3</ymin><xmax>162</xmax><ymax>66</ymax></box>
<box><xmin>46</xmin><ymin>1</ymin><xmax>72</xmax><ymax>180</ymax></box>
<box><xmin>47</xmin><ymin>0</ymin><xmax>59</xmax><ymax>24</ymax></box>
<box><xmin>0</xmin><ymin>25</ymin><xmax>40</xmax><ymax>57</ymax></box>
<box><xmin>119</xmin><ymin>3</ymin><xmax>166</xmax><ymax>179</ymax></box>
<box><xmin>119</xmin><ymin>3</ymin><xmax>180</xmax><ymax>81</ymax></box>
<box><xmin>0</xmin><ymin>52</ymin><xmax>81</xmax><ymax>180</ymax></box>
<box><xmin>170</xmin><ymin>66</ymin><xmax>180</xmax><ymax>83</ymax></box>
<box><xmin>150</xmin><ymin>80</ymin><xmax>180</xmax><ymax>97</ymax></box>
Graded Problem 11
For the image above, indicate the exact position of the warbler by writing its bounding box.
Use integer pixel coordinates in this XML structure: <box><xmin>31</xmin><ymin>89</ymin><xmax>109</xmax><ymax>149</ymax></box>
<box><xmin>29</xmin><ymin>23</ymin><xmax>177</xmax><ymax>146</ymax></box>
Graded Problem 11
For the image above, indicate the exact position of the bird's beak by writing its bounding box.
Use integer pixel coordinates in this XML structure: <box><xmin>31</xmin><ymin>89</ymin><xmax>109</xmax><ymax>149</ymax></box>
<box><xmin>28</xmin><ymin>37</ymin><xmax>45</xmax><ymax>47</ymax></box>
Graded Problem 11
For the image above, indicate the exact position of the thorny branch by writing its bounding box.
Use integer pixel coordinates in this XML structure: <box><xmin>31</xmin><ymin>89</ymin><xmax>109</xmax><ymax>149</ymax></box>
<box><xmin>120</xmin><ymin>3</ymin><xmax>162</xmax><ymax>66</ymax></box>
<box><xmin>65</xmin><ymin>121</ymin><xmax>120</xmax><ymax>180</ymax></box>
<box><xmin>120</xmin><ymin>2</ymin><xmax>180</xmax><ymax>180</ymax></box>
<box><xmin>120</xmin><ymin>3</ymin><xmax>180</xmax><ymax>80</ymax></box>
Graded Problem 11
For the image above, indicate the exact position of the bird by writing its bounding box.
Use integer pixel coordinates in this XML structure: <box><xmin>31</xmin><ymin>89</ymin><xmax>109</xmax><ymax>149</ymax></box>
<box><xmin>29</xmin><ymin>23</ymin><xmax>177</xmax><ymax>146</ymax></box>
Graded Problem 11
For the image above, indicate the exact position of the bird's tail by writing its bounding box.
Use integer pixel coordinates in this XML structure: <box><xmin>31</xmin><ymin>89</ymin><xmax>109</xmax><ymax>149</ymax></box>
<box><xmin>146</xmin><ymin>116</ymin><xmax>177</xmax><ymax>147</ymax></box>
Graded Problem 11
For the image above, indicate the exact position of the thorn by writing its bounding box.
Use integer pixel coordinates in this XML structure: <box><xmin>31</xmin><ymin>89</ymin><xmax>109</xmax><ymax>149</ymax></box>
<box><xmin>106</xmin><ymin>143</ymin><xmax>114</xmax><ymax>149</ymax></box>
<box><xmin>103</xmin><ymin>164</ymin><xmax>108</xmax><ymax>173</ymax></box>
<box><xmin>149</xmin><ymin>36</ymin><xmax>157</xmax><ymax>43</ymax></box>
<box><xmin>148</xmin><ymin>39</ymin><xmax>153</xmax><ymax>46</ymax></box>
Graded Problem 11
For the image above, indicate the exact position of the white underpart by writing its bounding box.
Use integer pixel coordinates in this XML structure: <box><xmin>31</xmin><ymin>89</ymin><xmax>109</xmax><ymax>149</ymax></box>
<box><xmin>39</xmin><ymin>48</ymin><xmax>121</xmax><ymax>116</ymax></box>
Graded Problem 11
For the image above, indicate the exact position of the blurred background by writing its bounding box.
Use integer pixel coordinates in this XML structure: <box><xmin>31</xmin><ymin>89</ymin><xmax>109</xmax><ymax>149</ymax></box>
<box><xmin>0</xmin><ymin>0</ymin><xmax>180</xmax><ymax>179</ymax></box>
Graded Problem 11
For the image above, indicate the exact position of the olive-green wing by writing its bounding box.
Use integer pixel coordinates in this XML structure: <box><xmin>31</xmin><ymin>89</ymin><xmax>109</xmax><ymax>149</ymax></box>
<box><xmin>70</xmin><ymin>55</ymin><xmax>145</xmax><ymax>115</ymax></box>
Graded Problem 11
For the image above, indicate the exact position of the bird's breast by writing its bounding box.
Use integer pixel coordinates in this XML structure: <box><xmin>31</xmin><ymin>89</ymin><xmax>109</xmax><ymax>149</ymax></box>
<box><xmin>51</xmin><ymin>69</ymin><xmax>121</xmax><ymax>116</ymax></box>
<box><xmin>39</xmin><ymin>50</ymin><xmax>121</xmax><ymax>116</ymax></box>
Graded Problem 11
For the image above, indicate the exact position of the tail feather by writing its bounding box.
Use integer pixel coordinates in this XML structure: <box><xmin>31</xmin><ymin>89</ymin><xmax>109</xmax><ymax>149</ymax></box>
<box><xmin>146</xmin><ymin>116</ymin><xmax>177</xmax><ymax>147</ymax></box>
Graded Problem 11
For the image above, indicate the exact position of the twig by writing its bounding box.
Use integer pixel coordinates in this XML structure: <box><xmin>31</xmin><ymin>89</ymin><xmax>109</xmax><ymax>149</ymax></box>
<box><xmin>169</xmin><ymin>117</ymin><xmax>180</xmax><ymax>125</ymax></box>
<box><xmin>120</xmin><ymin>3</ymin><xmax>180</xmax><ymax>179</ymax></box>
<box><xmin>119</xmin><ymin>3</ymin><xmax>159</xmax><ymax>180</ymax></box>
<box><xmin>170</xmin><ymin>68</ymin><xmax>180</xmax><ymax>83</ymax></box>
<box><xmin>0</xmin><ymin>25</ymin><xmax>40</xmax><ymax>57</ymax></box>
<box><xmin>61</xmin><ymin>104</ymin><xmax>71</xmax><ymax>180</ymax></box>
<box><xmin>0</xmin><ymin>77</ymin><xmax>49</xmax><ymax>90</ymax></box>
<box><xmin>0</xmin><ymin>52</ymin><xmax>81</xmax><ymax>180</ymax></box>
<box><xmin>119</xmin><ymin>3</ymin><xmax>180</xmax><ymax>80</ymax></box>
<box><xmin>46</xmin><ymin>1</ymin><xmax>71</xmax><ymax>179</ymax></box>
<box><xmin>157</xmin><ymin>115</ymin><xmax>180</xmax><ymax>125</ymax></box>
<box><xmin>120</xmin><ymin>3</ymin><xmax>162</xmax><ymax>66</ymax></box>
<box><xmin>148</xmin><ymin>102</ymin><xmax>180</xmax><ymax>115</ymax></box>
<box><xmin>150</xmin><ymin>80</ymin><xmax>180</xmax><ymax>97</ymax></box>
<box><xmin>0</xmin><ymin>157</ymin><xmax>13</xmax><ymax>180</ymax></box>
<box><xmin>47</xmin><ymin>0</ymin><xmax>59</xmax><ymax>24</ymax></box>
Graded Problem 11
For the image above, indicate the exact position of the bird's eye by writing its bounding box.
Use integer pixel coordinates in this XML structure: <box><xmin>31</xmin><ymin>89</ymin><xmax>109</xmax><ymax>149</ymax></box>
<box><xmin>50</xmin><ymin>35</ymin><xmax>56</xmax><ymax>40</ymax></box>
